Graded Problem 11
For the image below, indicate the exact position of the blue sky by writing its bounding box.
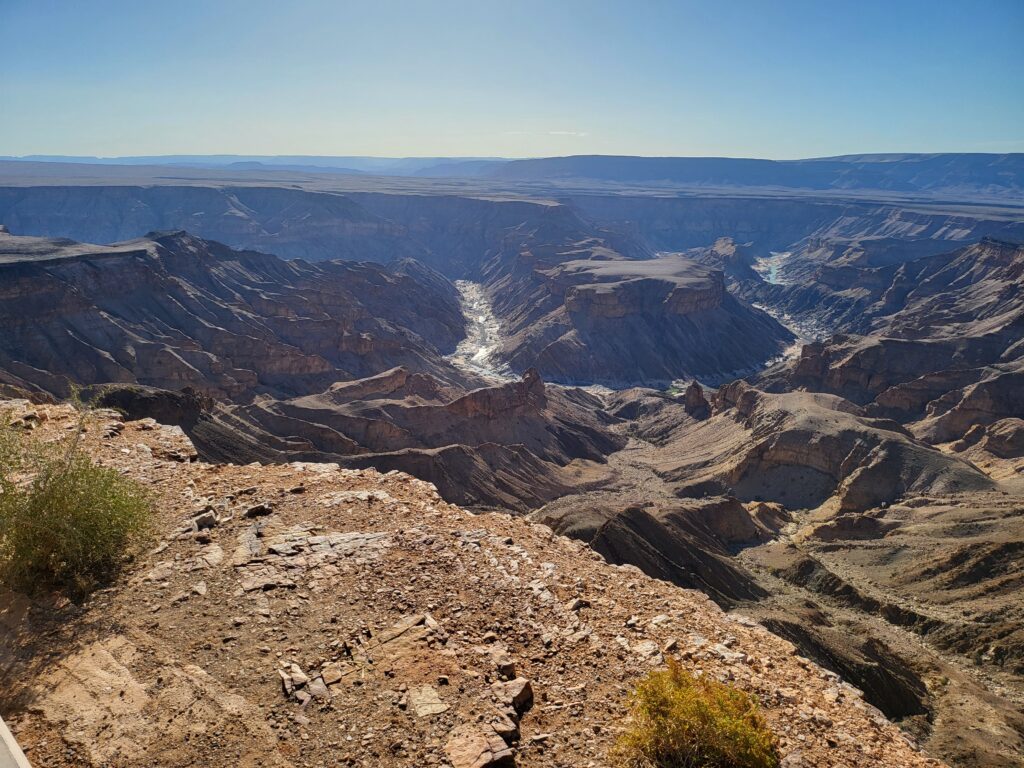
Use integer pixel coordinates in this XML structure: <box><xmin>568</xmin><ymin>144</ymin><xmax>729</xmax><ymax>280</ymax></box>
<box><xmin>1</xmin><ymin>0</ymin><xmax>1021</xmax><ymax>158</ymax></box>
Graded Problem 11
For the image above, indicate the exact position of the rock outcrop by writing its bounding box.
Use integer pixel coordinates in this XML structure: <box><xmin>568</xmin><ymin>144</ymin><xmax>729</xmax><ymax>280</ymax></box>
<box><xmin>653</xmin><ymin>382</ymin><xmax>995</xmax><ymax>511</ymax></box>
<box><xmin>914</xmin><ymin>365</ymin><xmax>1024</xmax><ymax>444</ymax></box>
<box><xmin>108</xmin><ymin>369</ymin><xmax>625</xmax><ymax>512</ymax></box>
<box><xmin>535</xmin><ymin>496</ymin><xmax>773</xmax><ymax>606</ymax></box>
<box><xmin>0</xmin><ymin>229</ymin><xmax>467</xmax><ymax>399</ymax></box>
<box><xmin>682</xmin><ymin>380</ymin><xmax>711</xmax><ymax>419</ymax></box>
<box><xmin>979</xmin><ymin>417</ymin><xmax>1024</xmax><ymax>458</ymax></box>
<box><xmin>758</xmin><ymin>239</ymin><xmax>1024</xmax><ymax>446</ymax></box>
<box><xmin>484</xmin><ymin>229</ymin><xmax>793</xmax><ymax>386</ymax></box>
<box><xmin>0</xmin><ymin>400</ymin><xmax>945</xmax><ymax>768</ymax></box>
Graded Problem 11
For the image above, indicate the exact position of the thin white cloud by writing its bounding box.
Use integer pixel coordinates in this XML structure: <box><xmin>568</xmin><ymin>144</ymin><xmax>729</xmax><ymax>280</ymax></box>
<box><xmin>503</xmin><ymin>130</ymin><xmax>589</xmax><ymax>137</ymax></box>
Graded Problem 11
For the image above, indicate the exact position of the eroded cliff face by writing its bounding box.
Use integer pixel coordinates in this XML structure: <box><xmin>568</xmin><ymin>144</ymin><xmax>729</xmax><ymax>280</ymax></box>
<box><xmin>652</xmin><ymin>382</ymin><xmax>995</xmax><ymax>511</ymax></box>
<box><xmin>7</xmin><ymin>182</ymin><xmax>1017</xmax><ymax>391</ymax></box>
<box><xmin>475</xmin><ymin>221</ymin><xmax>793</xmax><ymax>386</ymax></box>
<box><xmin>2</xmin><ymin>189</ymin><xmax>794</xmax><ymax>387</ymax></box>
<box><xmin>0</xmin><ymin>185</ymin><xmax>426</xmax><ymax>263</ymax></box>
<box><xmin>103</xmin><ymin>368</ymin><xmax>625</xmax><ymax>513</ymax></box>
<box><xmin>758</xmin><ymin>239</ymin><xmax>1024</xmax><ymax>446</ymax></box>
<box><xmin>767</xmin><ymin>237</ymin><xmax>1024</xmax><ymax>339</ymax></box>
<box><xmin>535</xmin><ymin>495</ymin><xmax>777</xmax><ymax>606</ymax></box>
<box><xmin>566</xmin><ymin>194</ymin><xmax>1024</xmax><ymax>255</ymax></box>
<box><xmin>348</xmin><ymin>193</ymin><xmax>617</xmax><ymax>277</ymax></box>
<box><xmin>0</xmin><ymin>229</ymin><xmax>466</xmax><ymax>399</ymax></box>
<box><xmin>916</xmin><ymin>365</ymin><xmax>1024</xmax><ymax>444</ymax></box>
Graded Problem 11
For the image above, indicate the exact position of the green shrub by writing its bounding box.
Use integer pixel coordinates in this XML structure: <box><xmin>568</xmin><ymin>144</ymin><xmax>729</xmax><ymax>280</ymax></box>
<box><xmin>613</xmin><ymin>659</ymin><xmax>780</xmax><ymax>768</ymax></box>
<box><xmin>0</xmin><ymin>415</ymin><xmax>151</xmax><ymax>597</ymax></box>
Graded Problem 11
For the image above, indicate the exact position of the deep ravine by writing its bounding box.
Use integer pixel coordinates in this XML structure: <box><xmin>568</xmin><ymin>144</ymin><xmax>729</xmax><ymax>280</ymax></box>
<box><xmin>446</xmin><ymin>280</ymin><xmax>516</xmax><ymax>381</ymax></box>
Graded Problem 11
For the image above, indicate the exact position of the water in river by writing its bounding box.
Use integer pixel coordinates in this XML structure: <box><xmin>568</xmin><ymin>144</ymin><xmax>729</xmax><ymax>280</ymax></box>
<box><xmin>448</xmin><ymin>277</ymin><xmax>821</xmax><ymax>389</ymax></box>
<box><xmin>753</xmin><ymin>251</ymin><xmax>791</xmax><ymax>285</ymax></box>
<box><xmin>446</xmin><ymin>281</ymin><xmax>515</xmax><ymax>381</ymax></box>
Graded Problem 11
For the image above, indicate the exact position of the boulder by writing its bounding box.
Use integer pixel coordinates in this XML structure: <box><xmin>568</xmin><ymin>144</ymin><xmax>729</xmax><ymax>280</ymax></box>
<box><xmin>444</xmin><ymin>725</ymin><xmax>515</xmax><ymax>768</ymax></box>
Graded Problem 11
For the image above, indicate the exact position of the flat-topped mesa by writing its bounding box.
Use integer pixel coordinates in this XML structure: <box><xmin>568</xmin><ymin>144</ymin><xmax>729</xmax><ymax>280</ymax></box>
<box><xmin>496</xmin><ymin>250</ymin><xmax>792</xmax><ymax>387</ymax></box>
<box><xmin>548</xmin><ymin>256</ymin><xmax>726</xmax><ymax>319</ymax></box>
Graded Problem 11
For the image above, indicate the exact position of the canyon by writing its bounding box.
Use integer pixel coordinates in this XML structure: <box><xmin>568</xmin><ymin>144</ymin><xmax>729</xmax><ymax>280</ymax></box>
<box><xmin>0</xmin><ymin>156</ymin><xmax>1022</xmax><ymax>767</ymax></box>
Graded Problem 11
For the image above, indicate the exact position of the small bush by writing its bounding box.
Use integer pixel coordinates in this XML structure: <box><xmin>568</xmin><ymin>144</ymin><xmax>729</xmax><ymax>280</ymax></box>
<box><xmin>613</xmin><ymin>659</ymin><xmax>780</xmax><ymax>768</ymax></box>
<box><xmin>0</xmin><ymin>414</ymin><xmax>151</xmax><ymax>597</ymax></box>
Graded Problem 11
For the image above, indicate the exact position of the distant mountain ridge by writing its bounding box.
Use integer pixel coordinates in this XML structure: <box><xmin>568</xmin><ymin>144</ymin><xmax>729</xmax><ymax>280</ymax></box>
<box><xmin>0</xmin><ymin>154</ymin><xmax>509</xmax><ymax>177</ymax></box>
<box><xmin>490</xmin><ymin>153</ymin><xmax>1024</xmax><ymax>198</ymax></box>
<box><xmin>3</xmin><ymin>153</ymin><xmax>1022</xmax><ymax>196</ymax></box>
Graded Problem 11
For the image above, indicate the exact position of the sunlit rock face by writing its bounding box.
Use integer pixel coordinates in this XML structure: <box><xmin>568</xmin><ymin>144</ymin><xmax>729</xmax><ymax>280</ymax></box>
<box><xmin>501</xmin><ymin>256</ymin><xmax>792</xmax><ymax>387</ymax></box>
<box><xmin>0</xmin><ymin>229</ymin><xmax>467</xmax><ymax>399</ymax></box>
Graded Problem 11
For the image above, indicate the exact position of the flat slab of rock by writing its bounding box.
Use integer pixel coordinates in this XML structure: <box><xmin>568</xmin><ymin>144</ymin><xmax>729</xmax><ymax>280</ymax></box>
<box><xmin>444</xmin><ymin>724</ymin><xmax>514</xmax><ymax>768</ymax></box>
<box><xmin>408</xmin><ymin>685</ymin><xmax>448</xmax><ymax>717</ymax></box>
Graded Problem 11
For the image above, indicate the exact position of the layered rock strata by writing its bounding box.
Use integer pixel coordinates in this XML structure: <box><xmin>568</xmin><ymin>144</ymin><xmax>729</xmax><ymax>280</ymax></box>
<box><xmin>0</xmin><ymin>229</ymin><xmax>466</xmax><ymax>399</ymax></box>
<box><xmin>0</xmin><ymin>401</ymin><xmax>943</xmax><ymax>768</ymax></box>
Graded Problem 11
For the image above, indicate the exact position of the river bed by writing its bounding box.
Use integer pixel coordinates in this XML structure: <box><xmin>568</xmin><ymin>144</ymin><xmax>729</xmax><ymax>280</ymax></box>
<box><xmin>753</xmin><ymin>251</ymin><xmax>792</xmax><ymax>285</ymax></box>
<box><xmin>446</xmin><ymin>281</ymin><xmax>516</xmax><ymax>381</ymax></box>
<box><xmin>448</xmin><ymin>278</ymin><xmax>821</xmax><ymax>391</ymax></box>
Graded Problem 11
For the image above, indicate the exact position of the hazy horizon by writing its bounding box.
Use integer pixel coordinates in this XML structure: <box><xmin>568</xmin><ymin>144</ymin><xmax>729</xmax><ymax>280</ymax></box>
<box><xmin>2</xmin><ymin>0</ymin><xmax>1022</xmax><ymax>159</ymax></box>
<box><xmin>5</xmin><ymin>151</ymin><xmax>1024</xmax><ymax>163</ymax></box>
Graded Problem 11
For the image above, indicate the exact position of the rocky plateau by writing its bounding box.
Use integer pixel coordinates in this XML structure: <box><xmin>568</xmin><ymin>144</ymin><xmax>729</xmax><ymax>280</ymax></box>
<box><xmin>0</xmin><ymin>163</ymin><xmax>1022</xmax><ymax>767</ymax></box>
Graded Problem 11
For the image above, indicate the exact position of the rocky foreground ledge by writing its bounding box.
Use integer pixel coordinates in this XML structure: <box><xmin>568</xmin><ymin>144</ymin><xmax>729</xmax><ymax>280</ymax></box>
<box><xmin>0</xmin><ymin>402</ymin><xmax>940</xmax><ymax>768</ymax></box>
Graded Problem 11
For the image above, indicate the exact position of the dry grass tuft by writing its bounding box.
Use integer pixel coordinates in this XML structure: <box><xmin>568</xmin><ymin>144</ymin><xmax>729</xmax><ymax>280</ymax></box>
<box><xmin>0</xmin><ymin>408</ymin><xmax>151</xmax><ymax>598</ymax></box>
<box><xmin>613</xmin><ymin>659</ymin><xmax>780</xmax><ymax>768</ymax></box>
